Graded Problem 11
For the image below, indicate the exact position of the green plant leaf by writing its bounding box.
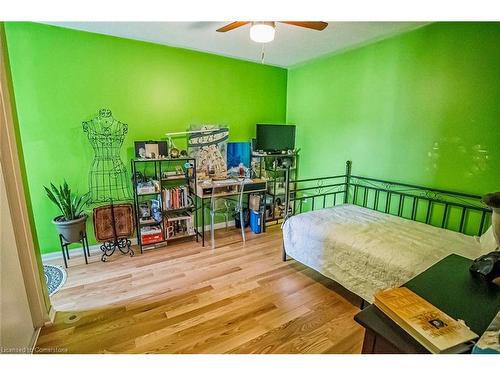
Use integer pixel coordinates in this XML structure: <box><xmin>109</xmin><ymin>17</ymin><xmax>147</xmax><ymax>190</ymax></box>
<box><xmin>45</xmin><ymin>181</ymin><xmax>89</xmax><ymax>221</ymax></box>
<box><xmin>44</xmin><ymin>185</ymin><xmax>63</xmax><ymax>215</ymax></box>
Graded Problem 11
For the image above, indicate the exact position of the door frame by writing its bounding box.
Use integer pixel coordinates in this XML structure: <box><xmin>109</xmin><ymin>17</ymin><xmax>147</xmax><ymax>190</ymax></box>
<box><xmin>0</xmin><ymin>22</ymin><xmax>52</xmax><ymax>328</ymax></box>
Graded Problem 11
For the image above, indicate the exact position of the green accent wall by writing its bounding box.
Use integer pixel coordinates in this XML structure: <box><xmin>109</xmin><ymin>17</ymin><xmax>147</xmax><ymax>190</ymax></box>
<box><xmin>6</xmin><ymin>22</ymin><xmax>500</xmax><ymax>254</ymax></box>
<box><xmin>287</xmin><ymin>22</ymin><xmax>500</xmax><ymax>195</ymax></box>
<box><xmin>4</xmin><ymin>22</ymin><xmax>287</xmax><ymax>254</ymax></box>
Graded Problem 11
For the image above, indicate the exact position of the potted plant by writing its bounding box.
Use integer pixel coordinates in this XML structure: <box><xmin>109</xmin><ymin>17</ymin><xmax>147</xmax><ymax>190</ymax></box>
<box><xmin>44</xmin><ymin>181</ymin><xmax>90</xmax><ymax>243</ymax></box>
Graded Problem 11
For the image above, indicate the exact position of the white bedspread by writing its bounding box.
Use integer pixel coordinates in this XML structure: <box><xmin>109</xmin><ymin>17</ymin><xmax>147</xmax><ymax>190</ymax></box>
<box><xmin>282</xmin><ymin>204</ymin><xmax>484</xmax><ymax>302</ymax></box>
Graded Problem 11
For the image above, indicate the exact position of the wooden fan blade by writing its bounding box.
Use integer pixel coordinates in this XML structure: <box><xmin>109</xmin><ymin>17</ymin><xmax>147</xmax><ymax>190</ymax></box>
<box><xmin>280</xmin><ymin>21</ymin><xmax>328</xmax><ymax>31</ymax></box>
<box><xmin>216</xmin><ymin>22</ymin><xmax>250</xmax><ymax>32</ymax></box>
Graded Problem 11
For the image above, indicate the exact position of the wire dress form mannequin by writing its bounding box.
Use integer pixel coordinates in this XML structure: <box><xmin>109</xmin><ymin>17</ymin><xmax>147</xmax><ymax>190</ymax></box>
<box><xmin>83</xmin><ymin>109</ymin><xmax>133</xmax><ymax>260</ymax></box>
<box><xmin>83</xmin><ymin>109</ymin><xmax>131</xmax><ymax>203</ymax></box>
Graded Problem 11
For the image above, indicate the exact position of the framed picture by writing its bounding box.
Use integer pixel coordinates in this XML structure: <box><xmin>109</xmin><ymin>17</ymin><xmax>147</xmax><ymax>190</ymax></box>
<box><xmin>187</xmin><ymin>125</ymin><xmax>228</xmax><ymax>176</ymax></box>
<box><xmin>134</xmin><ymin>140</ymin><xmax>168</xmax><ymax>159</ymax></box>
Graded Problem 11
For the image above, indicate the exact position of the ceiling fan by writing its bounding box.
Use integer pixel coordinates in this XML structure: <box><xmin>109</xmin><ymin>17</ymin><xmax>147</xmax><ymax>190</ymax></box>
<box><xmin>216</xmin><ymin>21</ymin><xmax>328</xmax><ymax>43</ymax></box>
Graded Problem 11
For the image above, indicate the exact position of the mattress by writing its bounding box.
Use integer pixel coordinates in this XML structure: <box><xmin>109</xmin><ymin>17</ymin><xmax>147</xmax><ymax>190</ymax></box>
<box><xmin>282</xmin><ymin>204</ymin><xmax>484</xmax><ymax>302</ymax></box>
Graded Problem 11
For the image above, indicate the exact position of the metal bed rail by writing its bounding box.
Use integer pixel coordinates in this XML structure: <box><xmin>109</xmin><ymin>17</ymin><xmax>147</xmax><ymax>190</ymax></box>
<box><xmin>285</xmin><ymin>161</ymin><xmax>491</xmax><ymax>236</ymax></box>
<box><xmin>285</xmin><ymin>173</ymin><xmax>348</xmax><ymax>219</ymax></box>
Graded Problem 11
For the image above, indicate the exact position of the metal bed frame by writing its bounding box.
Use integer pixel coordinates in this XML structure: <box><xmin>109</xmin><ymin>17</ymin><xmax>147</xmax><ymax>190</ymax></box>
<box><xmin>283</xmin><ymin>160</ymin><xmax>492</xmax><ymax>261</ymax></box>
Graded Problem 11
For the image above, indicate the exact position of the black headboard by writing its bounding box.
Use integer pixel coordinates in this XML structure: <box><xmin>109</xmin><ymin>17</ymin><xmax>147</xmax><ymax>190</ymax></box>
<box><xmin>286</xmin><ymin>161</ymin><xmax>491</xmax><ymax>236</ymax></box>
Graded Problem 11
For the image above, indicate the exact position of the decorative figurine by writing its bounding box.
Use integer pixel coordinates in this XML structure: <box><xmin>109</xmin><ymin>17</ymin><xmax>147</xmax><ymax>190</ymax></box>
<box><xmin>170</xmin><ymin>147</ymin><xmax>180</xmax><ymax>158</ymax></box>
<box><xmin>82</xmin><ymin>109</ymin><xmax>131</xmax><ymax>203</ymax></box>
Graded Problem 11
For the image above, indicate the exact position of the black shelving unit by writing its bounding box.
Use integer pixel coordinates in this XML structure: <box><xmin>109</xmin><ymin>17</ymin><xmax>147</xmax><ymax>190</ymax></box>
<box><xmin>131</xmin><ymin>157</ymin><xmax>199</xmax><ymax>253</ymax></box>
<box><xmin>251</xmin><ymin>152</ymin><xmax>297</xmax><ymax>225</ymax></box>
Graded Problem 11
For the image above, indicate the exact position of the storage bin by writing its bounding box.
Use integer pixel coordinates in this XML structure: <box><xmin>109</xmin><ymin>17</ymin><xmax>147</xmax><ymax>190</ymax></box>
<box><xmin>250</xmin><ymin>210</ymin><xmax>262</xmax><ymax>234</ymax></box>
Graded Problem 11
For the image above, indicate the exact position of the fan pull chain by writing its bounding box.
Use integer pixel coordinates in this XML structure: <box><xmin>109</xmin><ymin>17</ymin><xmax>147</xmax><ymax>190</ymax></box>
<box><xmin>261</xmin><ymin>44</ymin><xmax>265</xmax><ymax>64</ymax></box>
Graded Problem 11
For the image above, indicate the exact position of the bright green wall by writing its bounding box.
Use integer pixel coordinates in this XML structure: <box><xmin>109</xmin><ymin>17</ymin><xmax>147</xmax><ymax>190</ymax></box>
<box><xmin>6</xmin><ymin>22</ymin><xmax>500</xmax><ymax>253</ymax></box>
<box><xmin>5</xmin><ymin>22</ymin><xmax>287</xmax><ymax>254</ymax></box>
<box><xmin>287</xmin><ymin>22</ymin><xmax>500</xmax><ymax>195</ymax></box>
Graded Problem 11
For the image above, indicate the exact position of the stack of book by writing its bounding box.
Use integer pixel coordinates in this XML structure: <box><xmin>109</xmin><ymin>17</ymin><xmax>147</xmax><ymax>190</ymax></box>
<box><xmin>140</xmin><ymin>225</ymin><xmax>163</xmax><ymax>245</ymax></box>
<box><xmin>374</xmin><ymin>287</ymin><xmax>478</xmax><ymax>354</ymax></box>
<box><xmin>162</xmin><ymin>186</ymin><xmax>190</xmax><ymax>210</ymax></box>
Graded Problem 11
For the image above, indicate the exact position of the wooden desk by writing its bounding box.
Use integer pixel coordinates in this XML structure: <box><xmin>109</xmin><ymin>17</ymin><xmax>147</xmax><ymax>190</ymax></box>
<box><xmin>194</xmin><ymin>178</ymin><xmax>267</xmax><ymax>246</ymax></box>
<box><xmin>354</xmin><ymin>254</ymin><xmax>500</xmax><ymax>354</ymax></box>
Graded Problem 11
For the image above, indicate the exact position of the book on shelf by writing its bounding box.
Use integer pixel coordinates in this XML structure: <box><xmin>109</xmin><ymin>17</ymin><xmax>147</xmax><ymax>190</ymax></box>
<box><xmin>374</xmin><ymin>287</ymin><xmax>478</xmax><ymax>354</ymax></box>
<box><xmin>162</xmin><ymin>186</ymin><xmax>190</xmax><ymax>210</ymax></box>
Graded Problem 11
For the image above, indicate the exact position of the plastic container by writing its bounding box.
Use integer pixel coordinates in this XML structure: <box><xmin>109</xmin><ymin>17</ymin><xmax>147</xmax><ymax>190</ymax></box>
<box><xmin>250</xmin><ymin>210</ymin><xmax>262</xmax><ymax>234</ymax></box>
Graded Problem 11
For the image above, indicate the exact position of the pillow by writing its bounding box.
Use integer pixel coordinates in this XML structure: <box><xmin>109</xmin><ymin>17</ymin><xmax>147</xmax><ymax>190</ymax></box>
<box><xmin>480</xmin><ymin>226</ymin><xmax>499</xmax><ymax>253</ymax></box>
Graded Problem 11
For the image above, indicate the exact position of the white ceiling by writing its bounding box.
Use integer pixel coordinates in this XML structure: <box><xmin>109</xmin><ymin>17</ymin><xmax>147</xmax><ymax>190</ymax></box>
<box><xmin>45</xmin><ymin>22</ymin><xmax>428</xmax><ymax>67</ymax></box>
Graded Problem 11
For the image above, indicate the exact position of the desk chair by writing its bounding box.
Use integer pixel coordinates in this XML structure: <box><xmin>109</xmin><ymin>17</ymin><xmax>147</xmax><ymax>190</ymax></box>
<box><xmin>210</xmin><ymin>180</ymin><xmax>246</xmax><ymax>249</ymax></box>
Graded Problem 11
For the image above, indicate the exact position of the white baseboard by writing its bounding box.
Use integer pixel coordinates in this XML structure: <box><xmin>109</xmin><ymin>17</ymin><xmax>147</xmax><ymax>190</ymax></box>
<box><xmin>41</xmin><ymin>221</ymin><xmax>236</xmax><ymax>263</ymax></box>
<box><xmin>41</xmin><ymin>241</ymin><xmax>126</xmax><ymax>262</ymax></box>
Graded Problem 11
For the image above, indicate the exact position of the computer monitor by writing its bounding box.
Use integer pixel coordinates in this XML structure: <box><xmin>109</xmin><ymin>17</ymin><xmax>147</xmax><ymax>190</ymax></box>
<box><xmin>255</xmin><ymin>124</ymin><xmax>295</xmax><ymax>153</ymax></box>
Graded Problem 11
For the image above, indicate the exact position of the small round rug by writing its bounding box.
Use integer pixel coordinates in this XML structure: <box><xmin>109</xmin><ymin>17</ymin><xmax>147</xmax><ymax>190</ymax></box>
<box><xmin>43</xmin><ymin>264</ymin><xmax>67</xmax><ymax>296</ymax></box>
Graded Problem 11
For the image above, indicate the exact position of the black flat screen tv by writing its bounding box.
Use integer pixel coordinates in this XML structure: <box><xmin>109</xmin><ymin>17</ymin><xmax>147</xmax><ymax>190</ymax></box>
<box><xmin>255</xmin><ymin>124</ymin><xmax>296</xmax><ymax>153</ymax></box>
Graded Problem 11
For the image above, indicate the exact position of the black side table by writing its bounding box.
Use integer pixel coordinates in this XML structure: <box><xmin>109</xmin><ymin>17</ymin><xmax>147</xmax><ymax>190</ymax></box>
<box><xmin>354</xmin><ymin>254</ymin><xmax>500</xmax><ymax>354</ymax></box>
<box><xmin>59</xmin><ymin>231</ymin><xmax>91</xmax><ymax>268</ymax></box>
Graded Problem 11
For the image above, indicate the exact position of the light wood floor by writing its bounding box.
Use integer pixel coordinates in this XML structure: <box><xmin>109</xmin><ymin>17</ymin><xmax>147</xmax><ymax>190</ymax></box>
<box><xmin>38</xmin><ymin>226</ymin><xmax>365</xmax><ymax>353</ymax></box>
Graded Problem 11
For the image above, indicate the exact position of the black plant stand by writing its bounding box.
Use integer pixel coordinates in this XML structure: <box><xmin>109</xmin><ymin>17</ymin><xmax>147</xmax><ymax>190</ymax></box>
<box><xmin>100</xmin><ymin>237</ymin><xmax>133</xmax><ymax>262</ymax></box>
<box><xmin>59</xmin><ymin>231</ymin><xmax>90</xmax><ymax>268</ymax></box>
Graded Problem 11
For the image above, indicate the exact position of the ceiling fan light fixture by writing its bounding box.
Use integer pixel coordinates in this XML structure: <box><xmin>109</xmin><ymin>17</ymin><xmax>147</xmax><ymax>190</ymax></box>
<box><xmin>249</xmin><ymin>22</ymin><xmax>275</xmax><ymax>43</ymax></box>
